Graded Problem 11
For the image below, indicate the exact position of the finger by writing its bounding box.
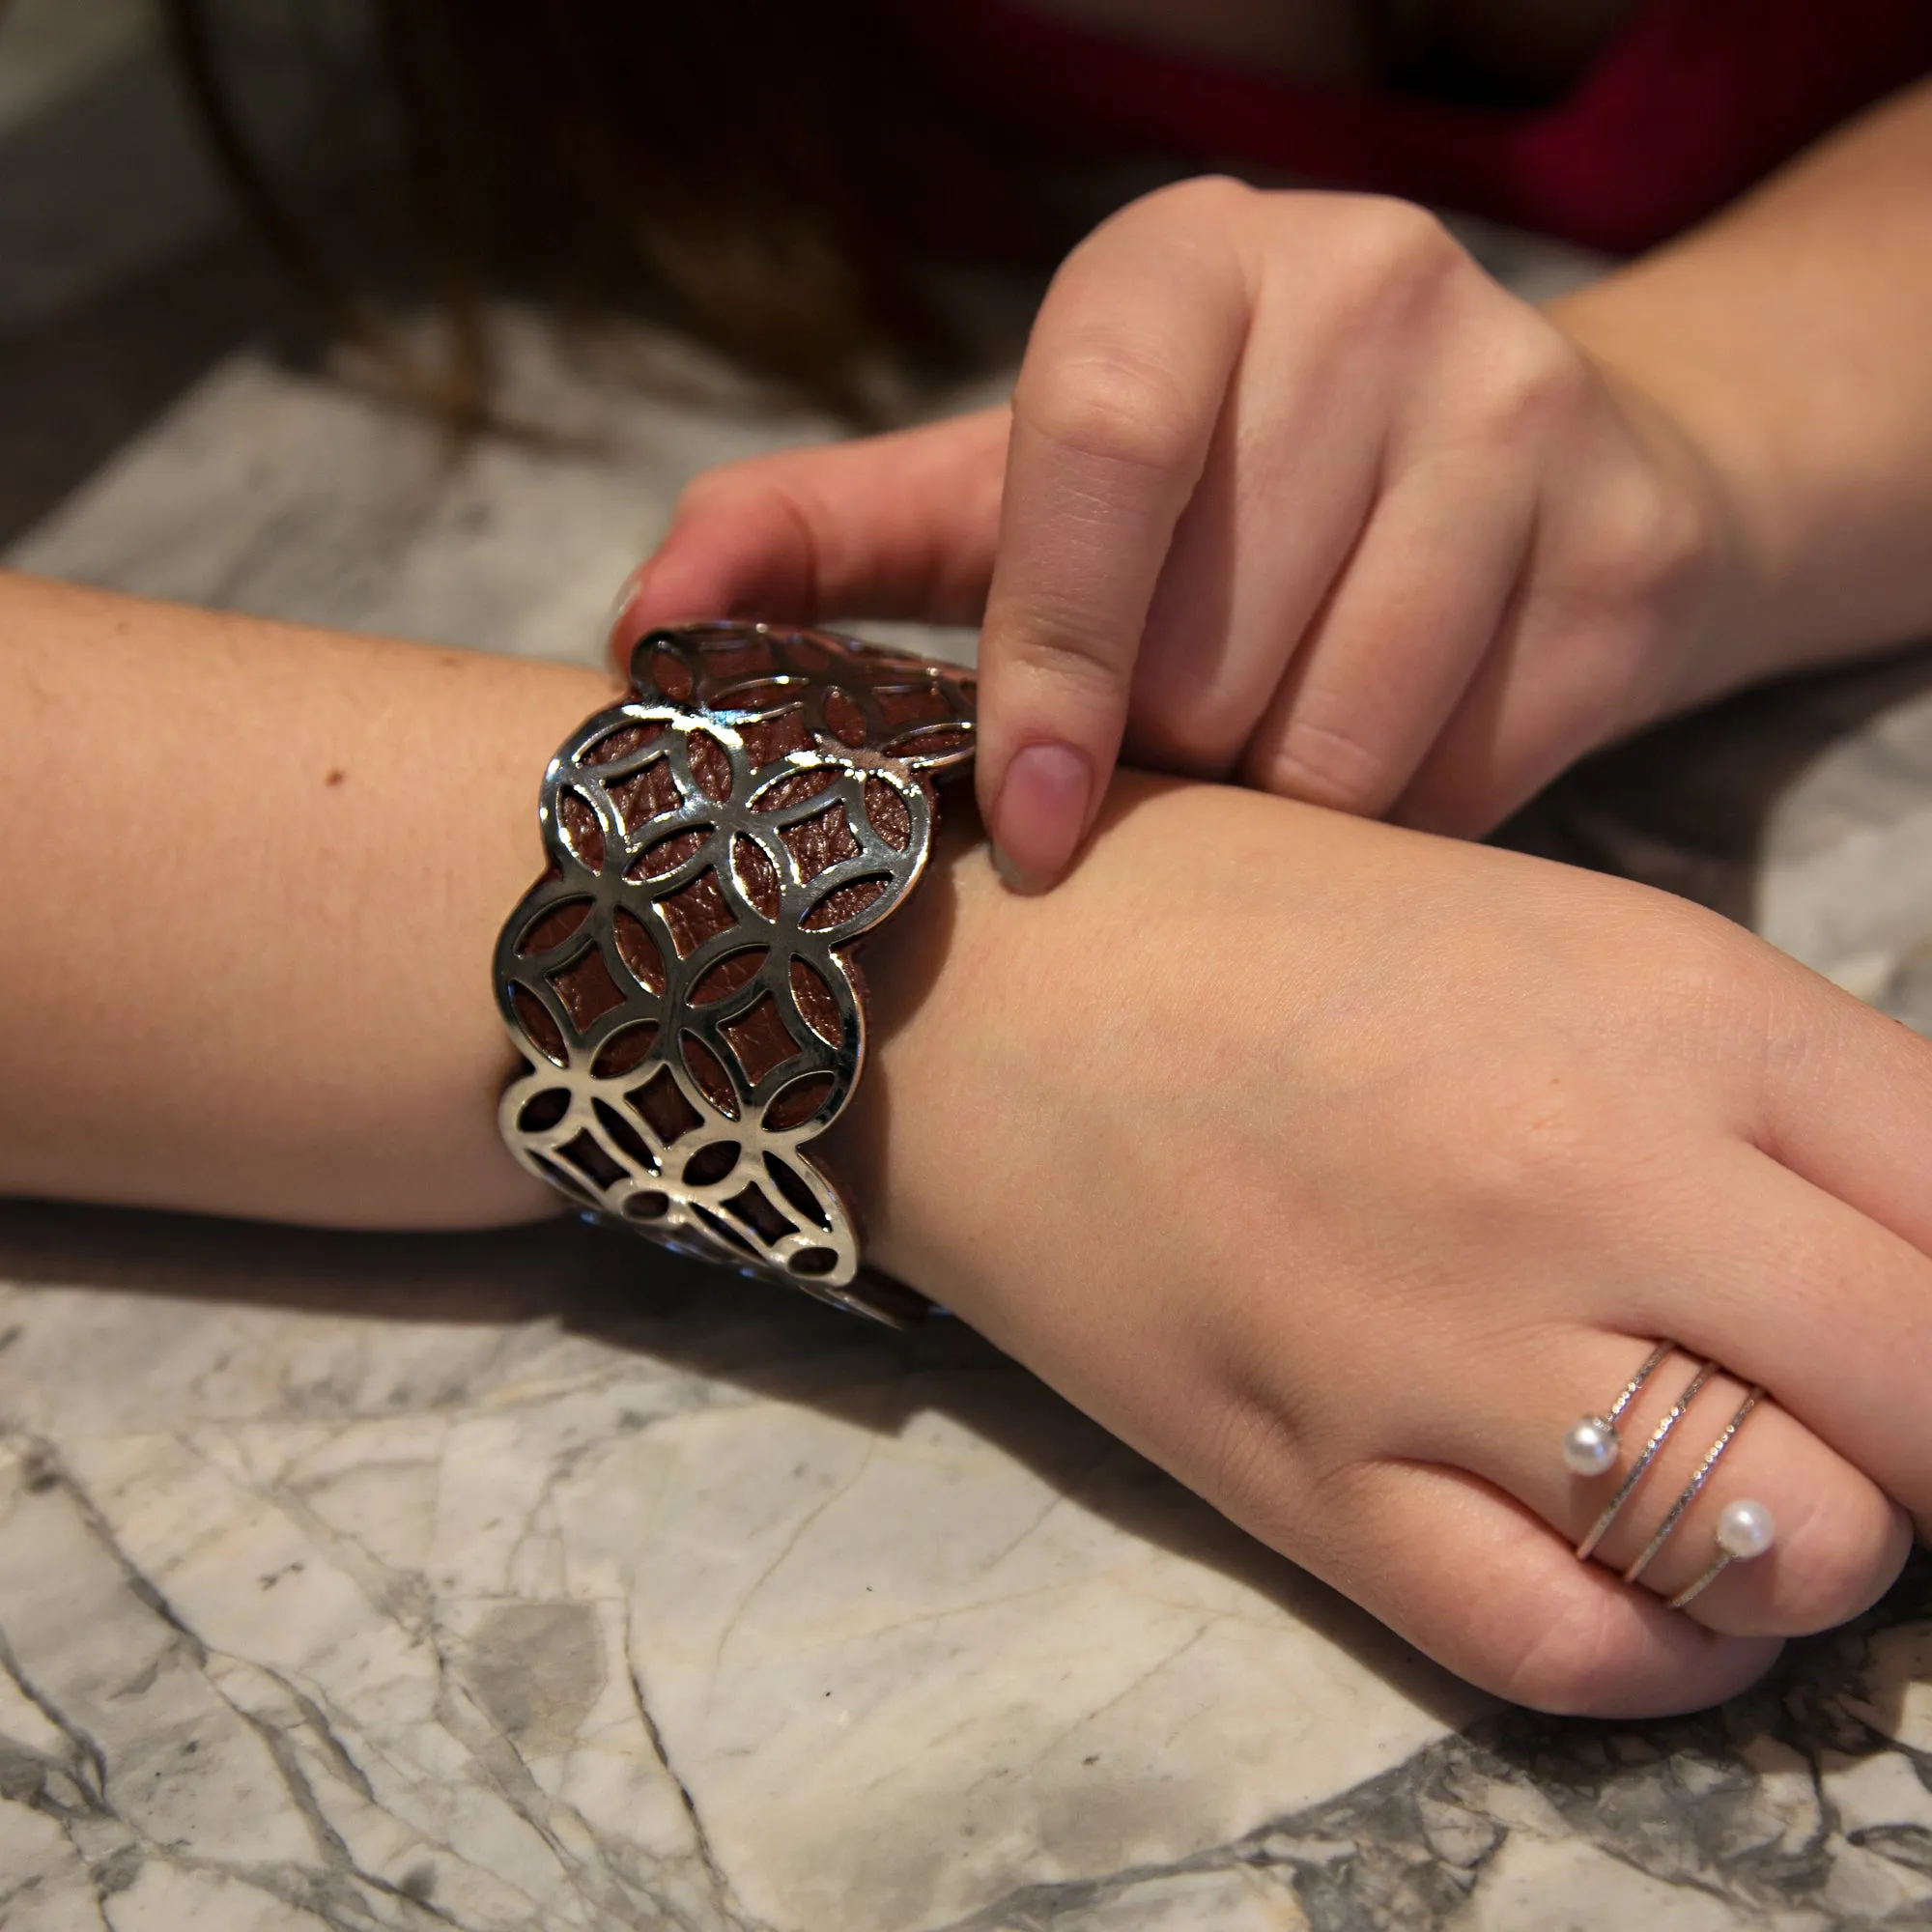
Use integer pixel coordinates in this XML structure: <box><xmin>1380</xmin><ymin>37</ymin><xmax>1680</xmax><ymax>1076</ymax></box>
<box><xmin>1121</xmin><ymin>329</ymin><xmax>1381</xmax><ymax>781</ymax></box>
<box><xmin>1236</xmin><ymin>451</ymin><xmax>1535</xmax><ymax>815</ymax></box>
<box><xmin>1607</xmin><ymin>1141</ymin><xmax>1932</xmax><ymax>1541</ymax></box>
<box><xmin>1698</xmin><ymin>968</ymin><xmax>1932</xmax><ymax>1531</ymax></box>
<box><xmin>1423</xmin><ymin>1332</ymin><xmax>1908</xmax><ymax>1641</ymax></box>
<box><xmin>610</xmin><ymin>410</ymin><xmax>1009</xmax><ymax>661</ymax></box>
<box><xmin>1748</xmin><ymin>961</ymin><xmax>1932</xmax><ymax>1262</ymax></box>
<box><xmin>1304</xmin><ymin>1459</ymin><xmax>1785</xmax><ymax>1716</ymax></box>
<box><xmin>978</xmin><ymin>185</ymin><xmax>1253</xmax><ymax>891</ymax></box>
<box><xmin>1390</xmin><ymin>429</ymin><xmax>1709</xmax><ymax>836</ymax></box>
<box><xmin>1393</xmin><ymin>580</ymin><xmax>1660</xmax><ymax>836</ymax></box>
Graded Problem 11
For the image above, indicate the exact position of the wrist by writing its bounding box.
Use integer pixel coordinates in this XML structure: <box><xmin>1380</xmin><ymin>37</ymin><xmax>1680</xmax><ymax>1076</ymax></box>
<box><xmin>1548</xmin><ymin>286</ymin><xmax>1802</xmax><ymax>697</ymax></box>
<box><xmin>816</xmin><ymin>792</ymin><xmax>1002</xmax><ymax>1292</ymax></box>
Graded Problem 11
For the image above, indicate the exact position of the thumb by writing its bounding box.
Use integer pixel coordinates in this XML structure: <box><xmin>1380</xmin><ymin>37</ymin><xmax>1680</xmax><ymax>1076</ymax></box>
<box><xmin>611</xmin><ymin>408</ymin><xmax>1009</xmax><ymax>664</ymax></box>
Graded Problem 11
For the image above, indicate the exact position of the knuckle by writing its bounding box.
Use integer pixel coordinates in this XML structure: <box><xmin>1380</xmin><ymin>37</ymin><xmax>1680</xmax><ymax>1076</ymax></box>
<box><xmin>1595</xmin><ymin>889</ymin><xmax>1754</xmax><ymax>1018</ymax></box>
<box><xmin>1315</xmin><ymin>196</ymin><xmax>1465</xmax><ymax>319</ymax></box>
<box><xmin>1580</xmin><ymin>460</ymin><xmax>1720</xmax><ymax>628</ymax></box>
<box><xmin>1123</xmin><ymin>172</ymin><xmax>1260</xmax><ymax>233</ymax></box>
<box><xmin>1250</xmin><ymin>713</ymin><xmax>1394</xmax><ymax>815</ymax></box>
<box><xmin>1469</xmin><ymin>322</ymin><xmax>1594</xmax><ymax>445</ymax></box>
<box><xmin>1003</xmin><ymin>611</ymin><xmax>1126</xmax><ymax>690</ymax></box>
<box><xmin>671</xmin><ymin>457</ymin><xmax>778</xmax><ymax>523</ymax></box>
<box><xmin>1200</xmin><ymin>1391</ymin><xmax>1311</xmax><ymax>1534</ymax></box>
<box><xmin>1018</xmin><ymin>347</ymin><xmax>1202</xmax><ymax>476</ymax></box>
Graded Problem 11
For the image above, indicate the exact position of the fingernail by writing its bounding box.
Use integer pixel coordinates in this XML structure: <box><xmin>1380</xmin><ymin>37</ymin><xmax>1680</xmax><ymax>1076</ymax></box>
<box><xmin>988</xmin><ymin>742</ymin><xmax>1093</xmax><ymax>894</ymax></box>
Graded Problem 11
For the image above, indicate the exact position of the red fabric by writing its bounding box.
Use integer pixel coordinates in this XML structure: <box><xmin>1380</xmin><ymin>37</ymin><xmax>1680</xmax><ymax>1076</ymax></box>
<box><xmin>911</xmin><ymin>0</ymin><xmax>1932</xmax><ymax>251</ymax></box>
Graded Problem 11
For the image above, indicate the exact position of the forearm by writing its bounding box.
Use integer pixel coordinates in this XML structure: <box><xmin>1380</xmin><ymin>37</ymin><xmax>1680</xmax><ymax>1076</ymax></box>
<box><xmin>1551</xmin><ymin>77</ymin><xmax>1932</xmax><ymax>683</ymax></box>
<box><xmin>0</xmin><ymin>571</ymin><xmax>605</xmax><ymax>1228</ymax></box>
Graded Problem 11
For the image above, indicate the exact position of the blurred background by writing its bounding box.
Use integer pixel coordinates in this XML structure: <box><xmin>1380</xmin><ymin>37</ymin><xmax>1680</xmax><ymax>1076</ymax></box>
<box><xmin>6</xmin><ymin>0</ymin><xmax>1932</xmax><ymax>1018</ymax></box>
<box><xmin>0</xmin><ymin>0</ymin><xmax>1603</xmax><ymax>664</ymax></box>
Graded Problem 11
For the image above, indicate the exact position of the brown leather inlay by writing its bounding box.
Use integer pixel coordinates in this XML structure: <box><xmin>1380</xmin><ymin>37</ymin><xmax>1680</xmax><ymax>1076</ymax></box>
<box><xmin>517</xmin><ymin>1089</ymin><xmax>569</xmax><ymax>1132</ymax></box>
<box><xmin>732</xmin><ymin>835</ymin><xmax>781</xmax><ymax>920</ymax></box>
<box><xmin>691</xmin><ymin>948</ymin><xmax>767</xmax><ymax>1005</ymax></box>
<box><xmin>862</xmin><ymin>777</ymin><xmax>910</xmax><ymax>851</ymax></box>
<box><xmin>823</xmin><ymin>689</ymin><xmax>868</xmax><ymax>745</ymax></box>
<box><xmin>875</xmin><ymin>684</ymin><xmax>952</xmax><ymax>727</ymax></box>
<box><xmin>787</xmin><ymin>957</ymin><xmax>842</xmax><ymax>1045</ymax></box>
<box><xmin>703</xmin><ymin>639</ymin><xmax>775</xmax><ymax>682</ymax></box>
<box><xmin>631</xmin><ymin>827</ymin><xmax>707</xmax><ymax>880</ymax></box>
<box><xmin>557</xmin><ymin>1129</ymin><xmax>625</xmax><ymax>1190</ymax></box>
<box><xmin>611</xmin><ymin>908</ymin><xmax>667</xmax><ymax>994</ymax></box>
<box><xmin>584</xmin><ymin>722</ymin><xmax>665</xmax><ymax>766</ymax></box>
<box><xmin>724</xmin><ymin>1183</ymin><xmax>792</xmax><ymax>1242</ymax></box>
<box><xmin>688</xmin><ymin>729</ymin><xmax>733</xmax><ymax>803</ymax></box>
<box><xmin>519</xmin><ymin>899</ymin><xmax>589</xmax><ymax>955</ymax></box>
<box><xmin>755</xmin><ymin>768</ymin><xmax>839</xmax><ymax>812</ymax></box>
<box><xmin>763</xmin><ymin>1152</ymin><xmax>832</xmax><ymax>1229</ymax></box>
<box><xmin>801</xmin><ymin>876</ymin><xmax>887</xmax><ymax>932</ymax></box>
<box><xmin>762</xmin><ymin>1072</ymin><xmax>834</xmax><ymax>1131</ymax></box>
<box><xmin>738</xmin><ymin>706</ymin><xmax>812</xmax><ymax>766</ymax></box>
<box><xmin>627</xmin><ymin>1066</ymin><xmax>701</xmax><ymax>1144</ymax></box>
<box><xmin>721</xmin><ymin>994</ymin><xmax>798</xmax><ymax>1087</ymax></box>
<box><xmin>608</xmin><ymin>754</ymin><xmax>681</xmax><ymax>833</ymax></box>
<box><xmin>781</xmin><ymin>802</ymin><xmax>862</xmax><ymax>885</ymax></box>
<box><xmin>593</xmin><ymin>1098</ymin><xmax>658</xmax><ymax>1175</ymax></box>
<box><xmin>591</xmin><ymin>1021</ymin><xmax>658</xmax><ymax>1077</ymax></box>
<box><xmin>681</xmin><ymin>1035</ymin><xmax>737</xmax><ymax>1115</ymax></box>
<box><xmin>558</xmin><ymin>791</ymin><xmax>605</xmax><ymax>868</ymax></box>
<box><xmin>548</xmin><ymin>947</ymin><xmax>626</xmax><ymax>1031</ymax></box>
<box><xmin>511</xmin><ymin>987</ymin><xmax>566</xmax><ymax>1065</ymax></box>
<box><xmin>659</xmin><ymin>870</ymin><xmax>735</xmax><ymax>958</ymax></box>
<box><xmin>645</xmin><ymin>649</ymin><xmax>693</xmax><ymax>700</ymax></box>
<box><xmin>682</xmin><ymin>1141</ymin><xmax>740</xmax><ymax>1186</ymax></box>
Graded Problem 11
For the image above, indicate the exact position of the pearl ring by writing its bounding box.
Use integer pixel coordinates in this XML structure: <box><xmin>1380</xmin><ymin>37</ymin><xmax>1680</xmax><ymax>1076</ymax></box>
<box><xmin>1563</xmin><ymin>1342</ymin><xmax>1776</xmax><ymax>1607</ymax></box>
<box><xmin>1668</xmin><ymin>1499</ymin><xmax>1776</xmax><ymax>1607</ymax></box>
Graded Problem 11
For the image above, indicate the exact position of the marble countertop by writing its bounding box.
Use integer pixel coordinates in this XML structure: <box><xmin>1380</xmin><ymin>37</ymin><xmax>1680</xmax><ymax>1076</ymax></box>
<box><xmin>5</xmin><ymin>1208</ymin><xmax>1931</xmax><ymax>1932</ymax></box>
<box><xmin>5</xmin><ymin>9</ymin><xmax>1932</xmax><ymax>1926</ymax></box>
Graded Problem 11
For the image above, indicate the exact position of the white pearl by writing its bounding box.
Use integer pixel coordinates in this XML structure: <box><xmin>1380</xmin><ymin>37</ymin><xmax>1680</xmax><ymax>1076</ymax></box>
<box><xmin>1562</xmin><ymin>1414</ymin><xmax>1618</xmax><ymax>1477</ymax></box>
<box><xmin>1717</xmin><ymin>1498</ymin><xmax>1776</xmax><ymax>1561</ymax></box>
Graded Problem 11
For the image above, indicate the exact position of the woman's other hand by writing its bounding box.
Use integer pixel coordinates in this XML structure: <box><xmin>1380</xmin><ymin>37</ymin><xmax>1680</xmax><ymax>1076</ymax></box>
<box><xmin>620</xmin><ymin>180</ymin><xmax>1739</xmax><ymax>886</ymax></box>
<box><xmin>825</xmin><ymin>776</ymin><xmax>1929</xmax><ymax>1714</ymax></box>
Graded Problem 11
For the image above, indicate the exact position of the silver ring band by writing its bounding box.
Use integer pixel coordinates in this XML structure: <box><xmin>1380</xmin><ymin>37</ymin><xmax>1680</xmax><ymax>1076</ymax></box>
<box><xmin>1576</xmin><ymin>1359</ymin><xmax>1716</xmax><ymax>1562</ymax></box>
<box><xmin>1667</xmin><ymin>1495</ymin><xmax>1777</xmax><ymax>1608</ymax></box>
<box><xmin>1621</xmin><ymin>1387</ymin><xmax>1764</xmax><ymax>1585</ymax></box>
<box><xmin>1605</xmin><ymin>1340</ymin><xmax>1674</xmax><ymax>1430</ymax></box>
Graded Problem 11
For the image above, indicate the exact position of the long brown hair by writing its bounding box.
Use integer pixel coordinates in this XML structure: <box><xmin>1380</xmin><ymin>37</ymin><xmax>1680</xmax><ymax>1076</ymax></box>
<box><xmin>161</xmin><ymin>0</ymin><xmax>1063</xmax><ymax>424</ymax></box>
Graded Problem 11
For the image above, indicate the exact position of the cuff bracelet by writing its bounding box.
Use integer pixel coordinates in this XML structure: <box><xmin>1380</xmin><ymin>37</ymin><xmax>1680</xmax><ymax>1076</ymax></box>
<box><xmin>493</xmin><ymin>621</ymin><xmax>975</xmax><ymax>1325</ymax></box>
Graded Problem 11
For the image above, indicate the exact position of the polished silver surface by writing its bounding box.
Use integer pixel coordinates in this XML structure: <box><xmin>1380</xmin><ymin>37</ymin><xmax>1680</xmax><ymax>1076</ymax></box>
<box><xmin>1562</xmin><ymin>1338</ymin><xmax>1676</xmax><ymax>1476</ymax></box>
<box><xmin>496</xmin><ymin>621</ymin><xmax>975</xmax><ymax>1322</ymax></box>
<box><xmin>1604</xmin><ymin>1340</ymin><xmax>1674</xmax><ymax>1431</ymax></box>
<box><xmin>1622</xmin><ymin>1387</ymin><xmax>1764</xmax><ymax>1585</ymax></box>
<box><xmin>1669</xmin><ymin>1498</ymin><xmax>1778</xmax><ymax>1609</ymax></box>
<box><xmin>1576</xmin><ymin>1358</ymin><xmax>1715</xmax><ymax>1563</ymax></box>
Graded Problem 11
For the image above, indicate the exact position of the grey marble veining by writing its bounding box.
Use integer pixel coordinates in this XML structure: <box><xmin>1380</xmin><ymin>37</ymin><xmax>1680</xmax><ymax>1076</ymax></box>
<box><xmin>0</xmin><ymin>1212</ymin><xmax>1471</xmax><ymax>1931</ymax></box>
<box><xmin>5</xmin><ymin>1208</ymin><xmax>1932</xmax><ymax>1930</ymax></box>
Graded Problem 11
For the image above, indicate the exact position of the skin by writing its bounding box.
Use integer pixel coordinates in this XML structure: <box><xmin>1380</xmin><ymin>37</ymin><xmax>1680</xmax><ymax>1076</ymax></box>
<box><xmin>620</xmin><ymin>76</ymin><xmax>1932</xmax><ymax>887</ymax></box>
<box><xmin>9</xmin><ymin>1</ymin><xmax>1930</xmax><ymax>1719</ymax></box>
<box><xmin>3</xmin><ymin>569</ymin><xmax>1926</xmax><ymax>1715</ymax></box>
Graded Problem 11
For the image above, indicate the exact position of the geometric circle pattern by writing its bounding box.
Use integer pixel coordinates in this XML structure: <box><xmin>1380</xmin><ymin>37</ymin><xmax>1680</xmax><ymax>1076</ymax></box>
<box><xmin>495</xmin><ymin>622</ymin><xmax>976</xmax><ymax>1323</ymax></box>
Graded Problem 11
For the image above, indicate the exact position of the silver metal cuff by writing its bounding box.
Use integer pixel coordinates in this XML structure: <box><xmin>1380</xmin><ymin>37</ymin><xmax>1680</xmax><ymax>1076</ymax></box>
<box><xmin>494</xmin><ymin>621</ymin><xmax>975</xmax><ymax>1324</ymax></box>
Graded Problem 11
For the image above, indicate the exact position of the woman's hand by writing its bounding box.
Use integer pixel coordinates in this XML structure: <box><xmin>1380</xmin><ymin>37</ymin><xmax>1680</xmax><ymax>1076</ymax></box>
<box><xmin>822</xmin><ymin>776</ymin><xmax>1930</xmax><ymax>1714</ymax></box>
<box><xmin>622</xmin><ymin>180</ymin><xmax>1742</xmax><ymax>886</ymax></box>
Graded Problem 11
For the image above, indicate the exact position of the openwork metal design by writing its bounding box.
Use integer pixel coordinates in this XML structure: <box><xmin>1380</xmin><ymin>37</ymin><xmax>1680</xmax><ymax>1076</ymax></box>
<box><xmin>496</xmin><ymin>622</ymin><xmax>975</xmax><ymax>1323</ymax></box>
